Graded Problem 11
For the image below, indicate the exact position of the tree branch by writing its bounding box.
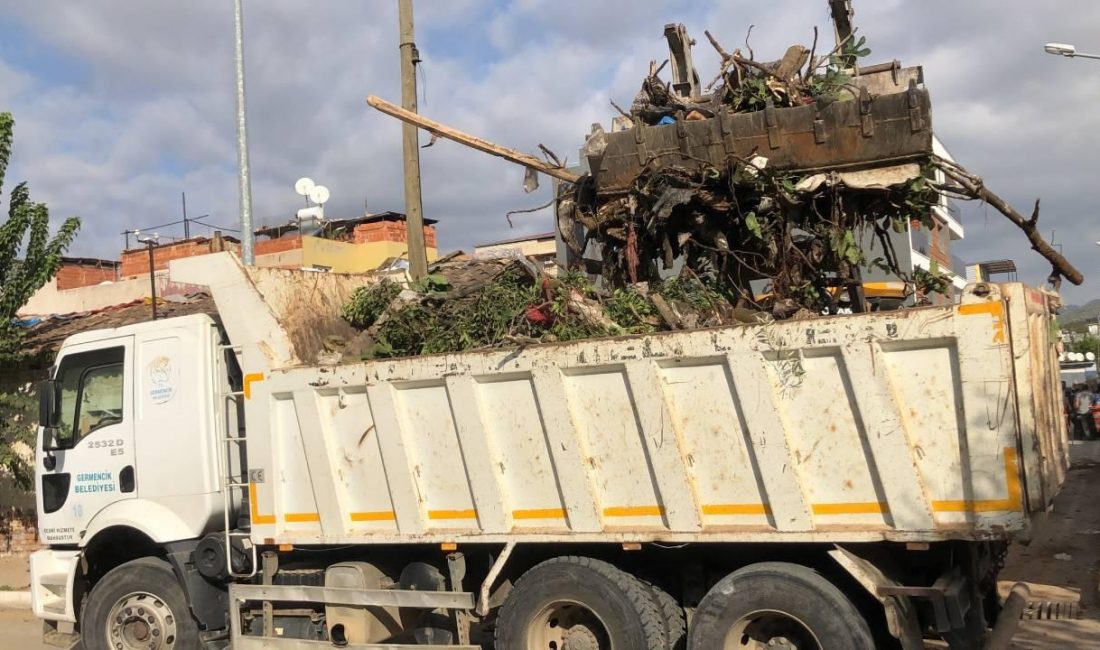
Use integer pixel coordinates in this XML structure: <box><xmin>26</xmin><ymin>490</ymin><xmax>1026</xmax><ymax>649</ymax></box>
<box><xmin>937</xmin><ymin>162</ymin><xmax>1083</xmax><ymax>285</ymax></box>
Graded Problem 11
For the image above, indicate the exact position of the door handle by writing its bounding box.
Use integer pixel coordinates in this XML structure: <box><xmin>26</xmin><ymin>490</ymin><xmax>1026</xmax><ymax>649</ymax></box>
<box><xmin>119</xmin><ymin>465</ymin><xmax>135</xmax><ymax>493</ymax></box>
<box><xmin>43</xmin><ymin>452</ymin><xmax>56</xmax><ymax>471</ymax></box>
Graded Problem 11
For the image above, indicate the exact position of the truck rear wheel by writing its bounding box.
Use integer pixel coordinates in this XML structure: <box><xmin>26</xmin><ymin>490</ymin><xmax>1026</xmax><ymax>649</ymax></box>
<box><xmin>495</xmin><ymin>556</ymin><xmax>668</xmax><ymax>650</ymax></box>
<box><xmin>688</xmin><ymin>562</ymin><xmax>873</xmax><ymax>650</ymax></box>
<box><xmin>81</xmin><ymin>557</ymin><xmax>200</xmax><ymax>650</ymax></box>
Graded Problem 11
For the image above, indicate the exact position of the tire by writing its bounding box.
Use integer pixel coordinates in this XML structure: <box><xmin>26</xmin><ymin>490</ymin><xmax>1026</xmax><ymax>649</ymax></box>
<box><xmin>81</xmin><ymin>557</ymin><xmax>200</xmax><ymax>650</ymax></box>
<box><xmin>495</xmin><ymin>556</ymin><xmax>668</xmax><ymax>650</ymax></box>
<box><xmin>639</xmin><ymin>577</ymin><xmax>687</xmax><ymax>650</ymax></box>
<box><xmin>688</xmin><ymin>562</ymin><xmax>874</xmax><ymax>650</ymax></box>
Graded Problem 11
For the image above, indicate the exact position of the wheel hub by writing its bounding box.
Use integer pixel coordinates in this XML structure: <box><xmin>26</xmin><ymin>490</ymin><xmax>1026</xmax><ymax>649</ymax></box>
<box><xmin>727</xmin><ymin>609</ymin><xmax>821</xmax><ymax>650</ymax></box>
<box><xmin>561</xmin><ymin>623</ymin><xmax>601</xmax><ymax>650</ymax></box>
<box><xmin>106</xmin><ymin>591</ymin><xmax>177</xmax><ymax>649</ymax></box>
<box><xmin>527</xmin><ymin>600</ymin><xmax>611</xmax><ymax>650</ymax></box>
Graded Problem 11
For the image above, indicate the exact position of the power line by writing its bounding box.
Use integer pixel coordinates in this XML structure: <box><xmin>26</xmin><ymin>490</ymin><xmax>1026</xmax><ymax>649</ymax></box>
<box><xmin>190</xmin><ymin>219</ymin><xmax>241</xmax><ymax>233</ymax></box>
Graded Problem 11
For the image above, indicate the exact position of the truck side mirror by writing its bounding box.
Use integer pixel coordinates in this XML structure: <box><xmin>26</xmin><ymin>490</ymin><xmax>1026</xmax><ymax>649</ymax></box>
<box><xmin>41</xmin><ymin>429</ymin><xmax>60</xmax><ymax>461</ymax></box>
<box><xmin>38</xmin><ymin>380</ymin><xmax>64</xmax><ymax>455</ymax></box>
<box><xmin>38</xmin><ymin>379</ymin><xmax>59</xmax><ymax>429</ymax></box>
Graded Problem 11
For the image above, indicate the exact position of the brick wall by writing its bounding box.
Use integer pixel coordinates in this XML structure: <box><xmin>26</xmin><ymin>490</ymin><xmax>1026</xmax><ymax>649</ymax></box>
<box><xmin>56</xmin><ymin>263</ymin><xmax>118</xmax><ymax>290</ymax></box>
<box><xmin>255</xmin><ymin>235</ymin><xmax>304</xmax><ymax>256</ymax></box>
<box><xmin>120</xmin><ymin>237</ymin><xmax>239</xmax><ymax>278</ymax></box>
<box><xmin>0</xmin><ymin>509</ymin><xmax>38</xmax><ymax>554</ymax></box>
<box><xmin>353</xmin><ymin>221</ymin><xmax>437</xmax><ymax>248</ymax></box>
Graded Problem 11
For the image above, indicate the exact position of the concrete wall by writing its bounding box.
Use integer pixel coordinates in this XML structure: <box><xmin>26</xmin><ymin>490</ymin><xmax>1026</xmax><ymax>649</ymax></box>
<box><xmin>19</xmin><ymin>274</ymin><xmax>206</xmax><ymax>317</ymax></box>
<box><xmin>242</xmin><ymin>265</ymin><xmax>383</xmax><ymax>362</ymax></box>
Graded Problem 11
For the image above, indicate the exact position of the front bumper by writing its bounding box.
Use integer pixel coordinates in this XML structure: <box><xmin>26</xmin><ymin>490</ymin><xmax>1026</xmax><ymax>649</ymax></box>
<box><xmin>29</xmin><ymin>548</ymin><xmax>82</xmax><ymax>623</ymax></box>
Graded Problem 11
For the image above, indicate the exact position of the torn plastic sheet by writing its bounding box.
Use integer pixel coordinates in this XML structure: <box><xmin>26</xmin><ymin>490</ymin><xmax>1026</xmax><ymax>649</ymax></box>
<box><xmin>794</xmin><ymin>163</ymin><xmax>922</xmax><ymax>193</ymax></box>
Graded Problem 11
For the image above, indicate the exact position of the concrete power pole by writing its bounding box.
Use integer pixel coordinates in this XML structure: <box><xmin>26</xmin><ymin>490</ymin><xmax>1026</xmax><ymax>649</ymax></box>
<box><xmin>398</xmin><ymin>0</ymin><xmax>429</xmax><ymax>280</ymax></box>
<box><xmin>234</xmin><ymin>0</ymin><xmax>255</xmax><ymax>265</ymax></box>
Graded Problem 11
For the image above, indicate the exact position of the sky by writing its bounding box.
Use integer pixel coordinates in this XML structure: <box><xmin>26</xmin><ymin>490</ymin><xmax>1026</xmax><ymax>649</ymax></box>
<box><xmin>0</xmin><ymin>0</ymin><xmax>1098</xmax><ymax>302</ymax></box>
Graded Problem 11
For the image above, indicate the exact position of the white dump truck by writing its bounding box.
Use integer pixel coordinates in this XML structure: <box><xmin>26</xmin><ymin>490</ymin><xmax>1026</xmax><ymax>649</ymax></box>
<box><xmin>28</xmin><ymin>252</ymin><xmax>1068</xmax><ymax>649</ymax></box>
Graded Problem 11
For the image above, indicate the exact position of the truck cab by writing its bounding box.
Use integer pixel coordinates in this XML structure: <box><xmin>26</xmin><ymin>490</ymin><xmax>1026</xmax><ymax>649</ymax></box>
<box><xmin>30</xmin><ymin>314</ymin><xmax>230</xmax><ymax>641</ymax></box>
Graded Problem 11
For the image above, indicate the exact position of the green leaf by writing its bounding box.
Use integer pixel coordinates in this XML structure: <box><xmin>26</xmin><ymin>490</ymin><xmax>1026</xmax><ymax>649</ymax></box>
<box><xmin>0</xmin><ymin>114</ymin><xmax>81</xmax><ymax>357</ymax></box>
<box><xmin>745</xmin><ymin>212</ymin><xmax>763</xmax><ymax>239</ymax></box>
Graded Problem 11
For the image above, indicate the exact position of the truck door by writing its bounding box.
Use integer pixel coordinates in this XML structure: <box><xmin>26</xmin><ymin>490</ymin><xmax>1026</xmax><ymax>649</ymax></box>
<box><xmin>36</xmin><ymin>336</ymin><xmax>136</xmax><ymax>545</ymax></box>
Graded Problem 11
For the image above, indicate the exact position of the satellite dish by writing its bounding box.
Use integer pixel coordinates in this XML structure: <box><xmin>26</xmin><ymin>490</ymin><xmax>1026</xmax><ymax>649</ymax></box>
<box><xmin>309</xmin><ymin>184</ymin><xmax>330</xmax><ymax>205</ymax></box>
<box><xmin>1088</xmin><ymin>352</ymin><xmax>1097</xmax><ymax>362</ymax></box>
<box><xmin>295</xmin><ymin>177</ymin><xmax>316</xmax><ymax>196</ymax></box>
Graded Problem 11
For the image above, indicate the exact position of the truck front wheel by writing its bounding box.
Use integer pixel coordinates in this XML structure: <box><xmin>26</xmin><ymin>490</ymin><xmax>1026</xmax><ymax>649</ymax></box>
<box><xmin>82</xmin><ymin>557</ymin><xmax>200</xmax><ymax>650</ymax></box>
<box><xmin>688</xmin><ymin>562</ymin><xmax>874</xmax><ymax>650</ymax></box>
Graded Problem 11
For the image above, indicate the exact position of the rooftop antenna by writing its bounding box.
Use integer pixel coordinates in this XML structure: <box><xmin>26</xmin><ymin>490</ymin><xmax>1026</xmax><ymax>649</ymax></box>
<box><xmin>295</xmin><ymin>177</ymin><xmax>315</xmax><ymax>207</ymax></box>
<box><xmin>294</xmin><ymin>177</ymin><xmax>329</xmax><ymax>236</ymax></box>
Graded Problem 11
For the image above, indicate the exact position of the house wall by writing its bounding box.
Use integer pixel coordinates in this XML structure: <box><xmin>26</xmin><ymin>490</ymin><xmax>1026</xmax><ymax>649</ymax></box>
<box><xmin>475</xmin><ymin>237</ymin><xmax>557</xmax><ymax>258</ymax></box>
<box><xmin>119</xmin><ymin>238</ymin><xmax>240</xmax><ymax>277</ymax></box>
<box><xmin>55</xmin><ymin>263</ymin><xmax>118</xmax><ymax>290</ymax></box>
<box><xmin>254</xmin><ymin>226</ymin><xmax>438</xmax><ymax>273</ymax></box>
<box><xmin>256</xmin><ymin>235</ymin><xmax>306</xmax><ymax>269</ymax></box>
<box><xmin>301</xmin><ymin>236</ymin><xmax>435</xmax><ymax>272</ymax></box>
<box><xmin>353</xmin><ymin>221</ymin><xmax>437</xmax><ymax>249</ymax></box>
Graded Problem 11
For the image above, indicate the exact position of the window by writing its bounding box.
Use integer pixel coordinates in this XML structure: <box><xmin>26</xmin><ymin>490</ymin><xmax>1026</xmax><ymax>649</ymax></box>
<box><xmin>55</xmin><ymin>347</ymin><xmax>125</xmax><ymax>447</ymax></box>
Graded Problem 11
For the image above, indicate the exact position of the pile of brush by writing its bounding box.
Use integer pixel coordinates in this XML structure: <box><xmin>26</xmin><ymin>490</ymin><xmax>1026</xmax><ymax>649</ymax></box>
<box><xmin>337</xmin><ymin>259</ymin><xmax>763</xmax><ymax>360</ymax></box>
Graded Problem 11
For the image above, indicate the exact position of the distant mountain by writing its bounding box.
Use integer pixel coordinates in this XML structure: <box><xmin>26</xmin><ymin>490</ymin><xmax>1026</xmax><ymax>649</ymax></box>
<box><xmin>1060</xmin><ymin>298</ymin><xmax>1100</xmax><ymax>330</ymax></box>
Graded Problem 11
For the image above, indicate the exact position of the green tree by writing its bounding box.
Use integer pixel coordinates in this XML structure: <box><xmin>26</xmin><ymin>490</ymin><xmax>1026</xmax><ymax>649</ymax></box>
<box><xmin>0</xmin><ymin>112</ymin><xmax>81</xmax><ymax>358</ymax></box>
<box><xmin>1068</xmin><ymin>333</ymin><xmax>1100</xmax><ymax>359</ymax></box>
<box><xmin>0</xmin><ymin>112</ymin><xmax>80</xmax><ymax>489</ymax></box>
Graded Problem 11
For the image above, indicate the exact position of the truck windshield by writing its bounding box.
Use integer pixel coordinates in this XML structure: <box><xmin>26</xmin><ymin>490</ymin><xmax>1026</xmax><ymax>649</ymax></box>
<box><xmin>56</xmin><ymin>346</ymin><xmax>125</xmax><ymax>446</ymax></box>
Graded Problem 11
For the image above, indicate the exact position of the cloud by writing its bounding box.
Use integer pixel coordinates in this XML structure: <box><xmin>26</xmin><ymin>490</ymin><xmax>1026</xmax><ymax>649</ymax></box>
<box><xmin>0</xmin><ymin>0</ymin><xmax>1098</xmax><ymax>302</ymax></box>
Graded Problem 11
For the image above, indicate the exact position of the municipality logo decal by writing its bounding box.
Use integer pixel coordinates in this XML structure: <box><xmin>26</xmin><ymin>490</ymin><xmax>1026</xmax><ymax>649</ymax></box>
<box><xmin>148</xmin><ymin>356</ymin><xmax>177</xmax><ymax>404</ymax></box>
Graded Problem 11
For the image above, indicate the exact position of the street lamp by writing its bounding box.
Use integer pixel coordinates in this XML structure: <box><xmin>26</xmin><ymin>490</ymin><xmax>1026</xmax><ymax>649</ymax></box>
<box><xmin>135</xmin><ymin>231</ymin><xmax>161</xmax><ymax>320</ymax></box>
<box><xmin>1044</xmin><ymin>42</ymin><xmax>1100</xmax><ymax>60</ymax></box>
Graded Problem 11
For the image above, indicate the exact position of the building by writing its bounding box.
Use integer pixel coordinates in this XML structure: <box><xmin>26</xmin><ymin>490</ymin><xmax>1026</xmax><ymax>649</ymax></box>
<box><xmin>966</xmin><ymin>259</ymin><xmax>1017</xmax><ymax>283</ymax></box>
<box><xmin>119</xmin><ymin>233</ymin><xmax>239</xmax><ymax>278</ymax></box>
<box><xmin>255</xmin><ymin>212</ymin><xmax>438</xmax><ymax>273</ymax></box>
<box><xmin>19</xmin><ymin>212</ymin><xmax>440</xmax><ymax>317</ymax></box>
<box><xmin>859</xmin><ymin>136</ymin><xmax>967</xmax><ymax>304</ymax></box>
<box><xmin>475</xmin><ymin>231</ymin><xmax>557</xmax><ymax>274</ymax></box>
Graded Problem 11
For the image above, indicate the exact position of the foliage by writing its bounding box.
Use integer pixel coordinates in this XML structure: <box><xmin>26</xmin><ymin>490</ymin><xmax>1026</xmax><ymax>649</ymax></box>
<box><xmin>340</xmin><ymin>279</ymin><xmax>402</xmax><ymax>329</ymax></box>
<box><xmin>1067</xmin><ymin>334</ymin><xmax>1100</xmax><ymax>359</ymax></box>
<box><xmin>0</xmin><ymin>386</ymin><xmax>36</xmax><ymax>490</ymax></box>
<box><xmin>806</xmin><ymin>35</ymin><xmax>872</xmax><ymax>101</ymax></box>
<box><xmin>913</xmin><ymin>263</ymin><xmax>951</xmax><ymax>299</ymax></box>
<box><xmin>344</xmin><ymin>265</ymin><xmax>743</xmax><ymax>359</ymax></box>
<box><xmin>604</xmin><ymin>287</ymin><xmax>659</xmax><ymax>334</ymax></box>
<box><xmin>722</xmin><ymin>35</ymin><xmax>873</xmax><ymax>113</ymax></box>
<box><xmin>0</xmin><ymin>113</ymin><xmax>80</xmax><ymax>491</ymax></box>
<box><xmin>0</xmin><ymin>113</ymin><xmax>81</xmax><ymax>360</ymax></box>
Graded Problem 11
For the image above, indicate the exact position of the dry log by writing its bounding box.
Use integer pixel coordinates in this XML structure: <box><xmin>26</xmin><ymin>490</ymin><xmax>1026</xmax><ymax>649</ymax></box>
<box><xmin>367</xmin><ymin>95</ymin><xmax>581</xmax><ymax>184</ymax></box>
<box><xmin>938</xmin><ymin>163</ymin><xmax>1083</xmax><ymax>286</ymax></box>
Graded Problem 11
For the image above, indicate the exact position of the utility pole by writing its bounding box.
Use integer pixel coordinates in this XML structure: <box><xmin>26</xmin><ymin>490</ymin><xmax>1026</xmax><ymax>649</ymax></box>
<box><xmin>136</xmin><ymin>232</ymin><xmax>161</xmax><ymax>320</ymax></box>
<box><xmin>182</xmin><ymin>191</ymin><xmax>190</xmax><ymax>239</ymax></box>
<box><xmin>234</xmin><ymin>0</ymin><xmax>255</xmax><ymax>265</ymax></box>
<box><xmin>398</xmin><ymin>0</ymin><xmax>428</xmax><ymax>280</ymax></box>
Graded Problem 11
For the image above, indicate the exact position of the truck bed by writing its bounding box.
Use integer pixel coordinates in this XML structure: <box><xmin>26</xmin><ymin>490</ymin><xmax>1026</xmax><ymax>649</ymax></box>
<box><xmin>175</xmin><ymin>255</ymin><xmax>1069</xmax><ymax>546</ymax></box>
